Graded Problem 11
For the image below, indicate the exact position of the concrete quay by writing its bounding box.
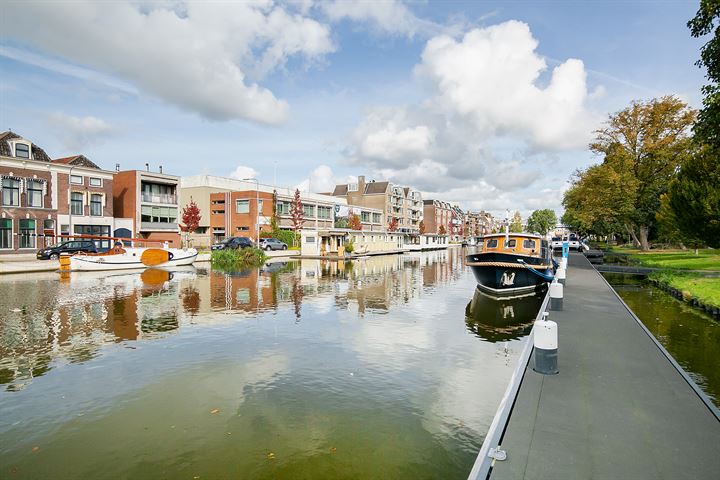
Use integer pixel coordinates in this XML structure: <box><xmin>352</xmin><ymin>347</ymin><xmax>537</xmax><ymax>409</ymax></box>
<box><xmin>472</xmin><ymin>253</ymin><xmax>720</xmax><ymax>480</ymax></box>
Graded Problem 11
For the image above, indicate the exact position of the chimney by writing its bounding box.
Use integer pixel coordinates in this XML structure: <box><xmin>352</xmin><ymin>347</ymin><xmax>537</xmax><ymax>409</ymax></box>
<box><xmin>145</xmin><ymin>163</ymin><xmax>149</xmax><ymax>172</ymax></box>
<box><xmin>159</xmin><ymin>165</ymin><xmax>163</xmax><ymax>174</ymax></box>
<box><xmin>115</xmin><ymin>163</ymin><xmax>120</xmax><ymax>172</ymax></box>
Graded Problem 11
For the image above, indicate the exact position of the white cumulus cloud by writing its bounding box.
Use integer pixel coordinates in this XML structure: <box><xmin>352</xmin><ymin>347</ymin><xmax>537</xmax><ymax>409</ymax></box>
<box><xmin>47</xmin><ymin>113</ymin><xmax>117</xmax><ymax>151</ymax></box>
<box><xmin>295</xmin><ymin>164</ymin><xmax>355</xmax><ymax>193</ymax></box>
<box><xmin>320</xmin><ymin>0</ymin><xmax>444</xmax><ymax>38</ymax></box>
<box><xmin>345</xmin><ymin>20</ymin><xmax>600</xmax><ymax>214</ymax></box>
<box><xmin>229</xmin><ymin>165</ymin><xmax>259</xmax><ymax>180</ymax></box>
<box><xmin>4</xmin><ymin>1</ymin><xmax>335</xmax><ymax>123</ymax></box>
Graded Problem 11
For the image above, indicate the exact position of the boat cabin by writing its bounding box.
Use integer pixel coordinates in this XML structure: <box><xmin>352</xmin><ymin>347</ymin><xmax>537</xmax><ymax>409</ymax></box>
<box><xmin>475</xmin><ymin>233</ymin><xmax>546</xmax><ymax>258</ymax></box>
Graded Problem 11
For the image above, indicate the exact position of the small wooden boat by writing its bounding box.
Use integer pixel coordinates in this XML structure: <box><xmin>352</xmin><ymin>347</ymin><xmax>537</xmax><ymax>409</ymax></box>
<box><xmin>70</xmin><ymin>241</ymin><xmax>197</xmax><ymax>271</ymax></box>
<box><xmin>465</xmin><ymin>232</ymin><xmax>554</xmax><ymax>296</ymax></box>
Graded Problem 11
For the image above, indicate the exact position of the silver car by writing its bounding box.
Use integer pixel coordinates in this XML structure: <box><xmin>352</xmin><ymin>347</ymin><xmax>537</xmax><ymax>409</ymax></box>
<box><xmin>258</xmin><ymin>238</ymin><xmax>288</xmax><ymax>251</ymax></box>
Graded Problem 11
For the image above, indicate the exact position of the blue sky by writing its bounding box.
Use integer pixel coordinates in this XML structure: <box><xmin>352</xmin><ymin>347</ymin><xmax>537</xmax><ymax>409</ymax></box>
<box><xmin>0</xmin><ymin>0</ymin><xmax>707</xmax><ymax>216</ymax></box>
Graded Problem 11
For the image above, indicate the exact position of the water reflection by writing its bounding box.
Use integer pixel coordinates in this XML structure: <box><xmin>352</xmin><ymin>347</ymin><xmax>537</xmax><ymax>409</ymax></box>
<box><xmin>0</xmin><ymin>248</ymin><xmax>534</xmax><ymax>480</ymax></box>
<box><xmin>465</xmin><ymin>289</ymin><xmax>544</xmax><ymax>342</ymax></box>
<box><xmin>0</xmin><ymin>250</ymin><xmax>464</xmax><ymax>391</ymax></box>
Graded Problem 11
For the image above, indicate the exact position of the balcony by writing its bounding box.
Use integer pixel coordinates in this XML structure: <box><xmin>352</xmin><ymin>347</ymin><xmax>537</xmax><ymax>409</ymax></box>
<box><xmin>140</xmin><ymin>222</ymin><xmax>179</xmax><ymax>232</ymax></box>
<box><xmin>141</xmin><ymin>192</ymin><xmax>177</xmax><ymax>204</ymax></box>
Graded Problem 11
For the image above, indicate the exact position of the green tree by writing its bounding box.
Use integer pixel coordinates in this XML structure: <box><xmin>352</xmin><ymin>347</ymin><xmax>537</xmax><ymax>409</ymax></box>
<box><xmin>667</xmin><ymin>147</ymin><xmax>720</xmax><ymax>247</ymax></box>
<box><xmin>509</xmin><ymin>211</ymin><xmax>523</xmax><ymax>232</ymax></box>
<box><xmin>664</xmin><ymin>3</ymin><xmax>720</xmax><ymax>248</ymax></box>
<box><xmin>589</xmin><ymin>96</ymin><xmax>696</xmax><ymax>250</ymax></box>
<box><xmin>525</xmin><ymin>209</ymin><xmax>557</xmax><ymax>235</ymax></box>
<box><xmin>688</xmin><ymin>0</ymin><xmax>720</xmax><ymax>148</ymax></box>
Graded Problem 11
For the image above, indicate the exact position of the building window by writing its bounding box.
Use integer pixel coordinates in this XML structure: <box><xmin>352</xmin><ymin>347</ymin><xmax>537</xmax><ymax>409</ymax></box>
<box><xmin>90</xmin><ymin>194</ymin><xmax>103</xmax><ymax>216</ymax></box>
<box><xmin>306</xmin><ymin>236</ymin><xmax>315</xmax><ymax>243</ymax></box>
<box><xmin>15</xmin><ymin>143</ymin><xmax>30</xmax><ymax>158</ymax></box>
<box><xmin>361</xmin><ymin>212</ymin><xmax>371</xmax><ymax>222</ymax></box>
<box><xmin>303</xmin><ymin>204</ymin><xmax>315</xmax><ymax>218</ymax></box>
<box><xmin>236</xmin><ymin>226</ymin><xmax>249</xmax><ymax>231</ymax></box>
<box><xmin>43</xmin><ymin>219</ymin><xmax>55</xmax><ymax>232</ymax></box>
<box><xmin>89</xmin><ymin>177</ymin><xmax>102</xmax><ymax>187</ymax></box>
<box><xmin>2</xmin><ymin>177</ymin><xmax>20</xmax><ymax>206</ymax></box>
<box><xmin>0</xmin><ymin>219</ymin><xmax>11</xmax><ymax>249</ymax></box>
<box><xmin>71</xmin><ymin>192</ymin><xmax>84</xmax><ymax>215</ymax></box>
<box><xmin>348</xmin><ymin>183</ymin><xmax>358</xmax><ymax>192</ymax></box>
<box><xmin>74</xmin><ymin>225</ymin><xmax>111</xmax><ymax>250</ymax></box>
<box><xmin>258</xmin><ymin>199</ymin><xmax>264</xmax><ymax>213</ymax></box>
<box><xmin>141</xmin><ymin>206</ymin><xmax>178</xmax><ymax>223</ymax></box>
<box><xmin>236</xmin><ymin>200</ymin><xmax>249</xmax><ymax>213</ymax></box>
<box><xmin>317</xmin><ymin>206</ymin><xmax>332</xmax><ymax>220</ymax></box>
<box><xmin>27</xmin><ymin>180</ymin><xmax>43</xmax><ymax>208</ymax></box>
<box><xmin>70</xmin><ymin>175</ymin><xmax>83</xmax><ymax>185</ymax></box>
<box><xmin>372</xmin><ymin>213</ymin><xmax>381</xmax><ymax>223</ymax></box>
<box><xmin>19</xmin><ymin>219</ymin><xmax>35</xmax><ymax>248</ymax></box>
<box><xmin>141</xmin><ymin>182</ymin><xmax>176</xmax><ymax>203</ymax></box>
<box><xmin>277</xmin><ymin>201</ymin><xmax>290</xmax><ymax>215</ymax></box>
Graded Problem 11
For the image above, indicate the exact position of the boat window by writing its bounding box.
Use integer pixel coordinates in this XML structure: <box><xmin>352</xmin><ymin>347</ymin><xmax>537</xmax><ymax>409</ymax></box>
<box><xmin>551</xmin><ymin>237</ymin><xmax>561</xmax><ymax>242</ymax></box>
<box><xmin>504</xmin><ymin>239</ymin><xmax>516</xmax><ymax>248</ymax></box>
<box><xmin>523</xmin><ymin>239</ymin><xmax>536</xmax><ymax>249</ymax></box>
<box><xmin>486</xmin><ymin>239</ymin><xmax>498</xmax><ymax>248</ymax></box>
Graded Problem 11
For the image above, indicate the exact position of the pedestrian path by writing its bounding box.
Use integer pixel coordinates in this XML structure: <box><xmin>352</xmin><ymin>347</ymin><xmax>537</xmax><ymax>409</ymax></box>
<box><xmin>483</xmin><ymin>254</ymin><xmax>720</xmax><ymax>479</ymax></box>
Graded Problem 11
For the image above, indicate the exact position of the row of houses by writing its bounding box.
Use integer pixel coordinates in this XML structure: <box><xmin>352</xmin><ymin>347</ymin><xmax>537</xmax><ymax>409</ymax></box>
<box><xmin>0</xmin><ymin>131</ymin><xmax>496</xmax><ymax>255</ymax></box>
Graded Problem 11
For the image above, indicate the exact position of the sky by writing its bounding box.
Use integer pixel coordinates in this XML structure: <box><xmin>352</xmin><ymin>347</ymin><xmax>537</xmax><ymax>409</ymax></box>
<box><xmin>0</xmin><ymin>0</ymin><xmax>708</xmax><ymax>218</ymax></box>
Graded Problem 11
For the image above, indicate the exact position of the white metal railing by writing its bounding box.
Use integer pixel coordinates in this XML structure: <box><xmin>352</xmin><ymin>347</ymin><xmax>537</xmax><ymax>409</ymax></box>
<box><xmin>141</xmin><ymin>192</ymin><xmax>177</xmax><ymax>204</ymax></box>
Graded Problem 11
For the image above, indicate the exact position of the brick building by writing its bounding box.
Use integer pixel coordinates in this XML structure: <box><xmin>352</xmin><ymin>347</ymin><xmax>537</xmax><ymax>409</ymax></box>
<box><xmin>1</xmin><ymin>132</ymin><xmax>116</xmax><ymax>253</ymax></box>
<box><xmin>422</xmin><ymin>199</ymin><xmax>453</xmax><ymax>236</ymax></box>
<box><xmin>113</xmin><ymin>168</ymin><xmax>181</xmax><ymax>247</ymax></box>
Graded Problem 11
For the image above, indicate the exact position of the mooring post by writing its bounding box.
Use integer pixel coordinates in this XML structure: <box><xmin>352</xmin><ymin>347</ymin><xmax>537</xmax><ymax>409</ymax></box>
<box><xmin>556</xmin><ymin>267</ymin><xmax>566</xmax><ymax>285</ymax></box>
<box><xmin>550</xmin><ymin>281</ymin><xmax>563</xmax><ymax>310</ymax></box>
<box><xmin>534</xmin><ymin>312</ymin><xmax>558</xmax><ymax>374</ymax></box>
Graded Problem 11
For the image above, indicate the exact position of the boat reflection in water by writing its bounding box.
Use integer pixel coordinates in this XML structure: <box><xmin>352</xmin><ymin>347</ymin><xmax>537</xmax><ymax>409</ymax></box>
<box><xmin>465</xmin><ymin>288</ymin><xmax>544</xmax><ymax>342</ymax></box>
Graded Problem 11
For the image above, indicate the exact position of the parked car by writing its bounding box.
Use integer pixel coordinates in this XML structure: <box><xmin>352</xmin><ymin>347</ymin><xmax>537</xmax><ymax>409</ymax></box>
<box><xmin>550</xmin><ymin>236</ymin><xmax>563</xmax><ymax>250</ymax></box>
<box><xmin>211</xmin><ymin>236</ymin><xmax>254</xmax><ymax>251</ymax></box>
<box><xmin>37</xmin><ymin>240</ymin><xmax>98</xmax><ymax>260</ymax></box>
<box><xmin>258</xmin><ymin>238</ymin><xmax>288</xmax><ymax>251</ymax></box>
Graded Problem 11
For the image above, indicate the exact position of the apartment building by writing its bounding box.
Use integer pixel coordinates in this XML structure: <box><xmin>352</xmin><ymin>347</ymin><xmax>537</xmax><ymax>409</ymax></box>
<box><xmin>422</xmin><ymin>199</ymin><xmax>453</xmax><ymax>235</ymax></box>
<box><xmin>1</xmin><ymin>132</ymin><xmax>116</xmax><ymax>253</ymax></box>
<box><xmin>180</xmin><ymin>175</ymin><xmax>344</xmax><ymax>244</ymax></box>
<box><xmin>331</xmin><ymin>175</ymin><xmax>422</xmax><ymax>234</ymax></box>
<box><xmin>465</xmin><ymin>210</ymin><xmax>495</xmax><ymax>237</ymax></box>
<box><xmin>114</xmin><ymin>168</ymin><xmax>181</xmax><ymax>247</ymax></box>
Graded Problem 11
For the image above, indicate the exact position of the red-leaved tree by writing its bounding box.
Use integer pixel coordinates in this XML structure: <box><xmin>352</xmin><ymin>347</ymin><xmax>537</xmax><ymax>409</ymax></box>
<box><xmin>419</xmin><ymin>220</ymin><xmax>426</xmax><ymax>234</ymax></box>
<box><xmin>388</xmin><ymin>216</ymin><xmax>398</xmax><ymax>232</ymax></box>
<box><xmin>290</xmin><ymin>188</ymin><xmax>305</xmax><ymax>245</ymax></box>
<box><xmin>439</xmin><ymin>224</ymin><xmax>447</xmax><ymax>235</ymax></box>
<box><xmin>181</xmin><ymin>198</ymin><xmax>202</xmax><ymax>246</ymax></box>
<box><xmin>349</xmin><ymin>213</ymin><xmax>362</xmax><ymax>230</ymax></box>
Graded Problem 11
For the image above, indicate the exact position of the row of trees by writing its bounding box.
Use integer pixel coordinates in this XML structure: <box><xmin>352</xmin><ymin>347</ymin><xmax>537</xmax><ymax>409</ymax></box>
<box><xmin>562</xmin><ymin>2</ymin><xmax>720</xmax><ymax>250</ymax></box>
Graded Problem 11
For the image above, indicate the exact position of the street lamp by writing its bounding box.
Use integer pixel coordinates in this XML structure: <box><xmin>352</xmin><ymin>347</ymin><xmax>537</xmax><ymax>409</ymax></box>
<box><xmin>243</xmin><ymin>178</ymin><xmax>259</xmax><ymax>246</ymax></box>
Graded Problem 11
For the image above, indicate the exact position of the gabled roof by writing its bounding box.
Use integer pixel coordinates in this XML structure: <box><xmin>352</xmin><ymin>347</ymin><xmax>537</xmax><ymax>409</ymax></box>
<box><xmin>0</xmin><ymin>131</ymin><xmax>52</xmax><ymax>162</ymax></box>
<box><xmin>52</xmin><ymin>155</ymin><xmax>100</xmax><ymax>169</ymax></box>
<box><xmin>364</xmin><ymin>181</ymin><xmax>389</xmax><ymax>194</ymax></box>
<box><xmin>332</xmin><ymin>184</ymin><xmax>348</xmax><ymax>196</ymax></box>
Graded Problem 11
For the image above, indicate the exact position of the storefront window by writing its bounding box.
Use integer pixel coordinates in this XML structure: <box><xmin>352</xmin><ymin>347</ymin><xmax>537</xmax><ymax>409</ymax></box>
<box><xmin>0</xmin><ymin>219</ymin><xmax>11</xmax><ymax>249</ymax></box>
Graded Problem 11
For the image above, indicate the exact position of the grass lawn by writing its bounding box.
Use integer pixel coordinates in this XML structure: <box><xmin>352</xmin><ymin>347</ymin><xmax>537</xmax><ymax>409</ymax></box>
<box><xmin>608</xmin><ymin>246</ymin><xmax>720</xmax><ymax>271</ymax></box>
<box><xmin>650</xmin><ymin>271</ymin><xmax>720</xmax><ymax>308</ymax></box>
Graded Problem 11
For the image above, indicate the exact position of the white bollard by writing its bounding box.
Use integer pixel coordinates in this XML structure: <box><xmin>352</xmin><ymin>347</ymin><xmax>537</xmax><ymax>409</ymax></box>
<box><xmin>549</xmin><ymin>281</ymin><xmax>564</xmax><ymax>311</ymax></box>
<box><xmin>556</xmin><ymin>267</ymin><xmax>566</xmax><ymax>285</ymax></box>
<box><xmin>560</xmin><ymin>257</ymin><xmax>568</xmax><ymax>269</ymax></box>
<box><xmin>534</xmin><ymin>312</ymin><xmax>558</xmax><ymax>375</ymax></box>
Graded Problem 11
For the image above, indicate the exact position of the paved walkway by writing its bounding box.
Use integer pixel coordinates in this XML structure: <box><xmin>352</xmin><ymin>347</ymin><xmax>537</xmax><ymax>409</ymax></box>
<box><xmin>489</xmin><ymin>254</ymin><xmax>720</xmax><ymax>480</ymax></box>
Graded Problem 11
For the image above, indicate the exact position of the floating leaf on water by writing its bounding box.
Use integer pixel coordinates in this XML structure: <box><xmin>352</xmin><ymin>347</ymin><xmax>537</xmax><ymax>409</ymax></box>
<box><xmin>266</xmin><ymin>452</ymin><xmax>275</xmax><ymax>459</ymax></box>
<box><xmin>330</xmin><ymin>447</ymin><xmax>337</xmax><ymax>453</ymax></box>
<box><xmin>31</xmin><ymin>446</ymin><xmax>39</xmax><ymax>453</ymax></box>
<box><xmin>210</xmin><ymin>408</ymin><xmax>220</xmax><ymax>414</ymax></box>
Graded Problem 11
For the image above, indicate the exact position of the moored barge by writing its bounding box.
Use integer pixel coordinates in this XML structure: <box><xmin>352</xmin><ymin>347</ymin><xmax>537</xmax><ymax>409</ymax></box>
<box><xmin>465</xmin><ymin>233</ymin><xmax>554</xmax><ymax>296</ymax></box>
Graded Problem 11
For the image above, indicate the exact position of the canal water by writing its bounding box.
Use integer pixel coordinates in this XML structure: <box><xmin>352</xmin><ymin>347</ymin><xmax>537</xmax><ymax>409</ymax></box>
<box><xmin>0</xmin><ymin>249</ymin><xmax>543</xmax><ymax>479</ymax></box>
<box><xmin>603</xmin><ymin>273</ymin><xmax>720</xmax><ymax>408</ymax></box>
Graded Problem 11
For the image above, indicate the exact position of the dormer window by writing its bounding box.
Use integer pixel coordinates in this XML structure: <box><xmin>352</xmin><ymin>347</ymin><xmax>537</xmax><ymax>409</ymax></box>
<box><xmin>15</xmin><ymin>143</ymin><xmax>30</xmax><ymax>159</ymax></box>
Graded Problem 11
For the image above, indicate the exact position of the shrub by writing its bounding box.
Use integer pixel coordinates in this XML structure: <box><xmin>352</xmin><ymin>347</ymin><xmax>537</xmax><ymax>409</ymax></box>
<box><xmin>211</xmin><ymin>247</ymin><xmax>267</xmax><ymax>270</ymax></box>
<box><xmin>271</xmin><ymin>229</ymin><xmax>297</xmax><ymax>247</ymax></box>
<box><xmin>344</xmin><ymin>241</ymin><xmax>354</xmax><ymax>254</ymax></box>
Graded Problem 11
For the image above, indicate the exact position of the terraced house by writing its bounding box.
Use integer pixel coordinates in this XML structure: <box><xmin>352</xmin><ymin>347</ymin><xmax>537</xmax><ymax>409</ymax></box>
<box><xmin>331</xmin><ymin>176</ymin><xmax>422</xmax><ymax>235</ymax></box>
<box><xmin>0</xmin><ymin>132</ymin><xmax>116</xmax><ymax>254</ymax></box>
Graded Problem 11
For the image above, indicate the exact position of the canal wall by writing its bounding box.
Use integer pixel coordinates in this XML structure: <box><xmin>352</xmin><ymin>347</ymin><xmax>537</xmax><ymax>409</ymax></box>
<box><xmin>470</xmin><ymin>253</ymin><xmax>720</xmax><ymax>480</ymax></box>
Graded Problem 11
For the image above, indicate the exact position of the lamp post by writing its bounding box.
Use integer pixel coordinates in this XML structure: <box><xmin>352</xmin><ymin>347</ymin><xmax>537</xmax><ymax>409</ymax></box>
<box><xmin>243</xmin><ymin>178</ymin><xmax>259</xmax><ymax>245</ymax></box>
